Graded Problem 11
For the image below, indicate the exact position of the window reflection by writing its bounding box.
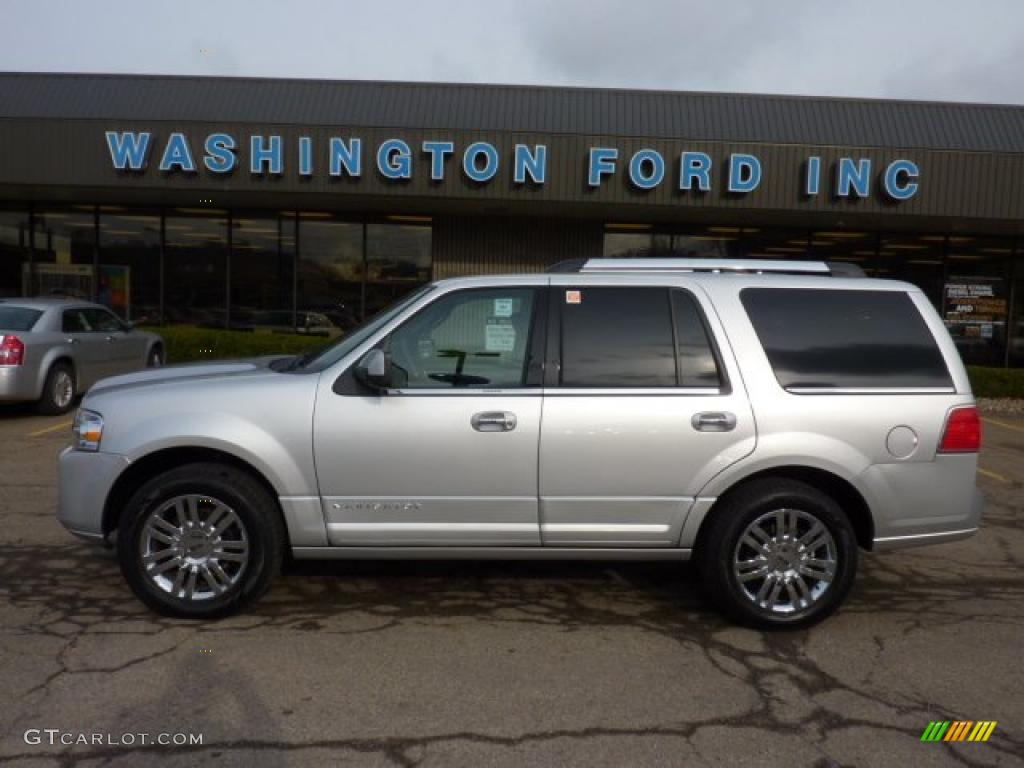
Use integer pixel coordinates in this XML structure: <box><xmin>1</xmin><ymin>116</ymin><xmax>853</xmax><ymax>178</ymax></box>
<box><xmin>164</xmin><ymin>211</ymin><xmax>228</xmax><ymax>327</ymax></box>
<box><xmin>99</xmin><ymin>210</ymin><xmax>161</xmax><ymax>323</ymax></box>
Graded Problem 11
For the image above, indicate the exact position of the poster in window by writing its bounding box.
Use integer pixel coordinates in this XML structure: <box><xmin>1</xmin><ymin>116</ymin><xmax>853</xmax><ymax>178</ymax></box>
<box><xmin>943</xmin><ymin>277</ymin><xmax>1007</xmax><ymax>341</ymax></box>
<box><xmin>97</xmin><ymin>264</ymin><xmax>131</xmax><ymax>319</ymax></box>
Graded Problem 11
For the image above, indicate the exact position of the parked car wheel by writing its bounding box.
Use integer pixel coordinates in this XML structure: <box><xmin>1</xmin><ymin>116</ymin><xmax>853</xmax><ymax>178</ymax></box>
<box><xmin>117</xmin><ymin>463</ymin><xmax>285</xmax><ymax>618</ymax></box>
<box><xmin>697</xmin><ymin>479</ymin><xmax>857</xmax><ymax>629</ymax></box>
<box><xmin>37</xmin><ymin>361</ymin><xmax>76</xmax><ymax>415</ymax></box>
<box><xmin>146</xmin><ymin>346</ymin><xmax>164</xmax><ymax>368</ymax></box>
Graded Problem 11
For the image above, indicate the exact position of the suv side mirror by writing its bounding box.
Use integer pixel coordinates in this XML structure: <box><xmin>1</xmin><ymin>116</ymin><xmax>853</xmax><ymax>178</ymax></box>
<box><xmin>354</xmin><ymin>348</ymin><xmax>391</xmax><ymax>390</ymax></box>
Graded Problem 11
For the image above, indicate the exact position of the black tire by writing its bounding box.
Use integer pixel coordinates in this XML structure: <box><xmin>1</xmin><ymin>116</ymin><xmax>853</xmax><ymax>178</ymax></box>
<box><xmin>696</xmin><ymin>478</ymin><xmax>858</xmax><ymax>629</ymax></box>
<box><xmin>117</xmin><ymin>463</ymin><xmax>286</xmax><ymax>619</ymax></box>
<box><xmin>146</xmin><ymin>345</ymin><xmax>164</xmax><ymax>367</ymax></box>
<box><xmin>37</xmin><ymin>361</ymin><xmax>76</xmax><ymax>415</ymax></box>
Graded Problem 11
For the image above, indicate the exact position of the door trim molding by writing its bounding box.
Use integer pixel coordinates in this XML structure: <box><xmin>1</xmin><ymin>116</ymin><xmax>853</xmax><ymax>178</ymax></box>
<box><xmin>293</xmin><ymin>546</ymin><xmax>692</xmax><ymax>561</ymax></box>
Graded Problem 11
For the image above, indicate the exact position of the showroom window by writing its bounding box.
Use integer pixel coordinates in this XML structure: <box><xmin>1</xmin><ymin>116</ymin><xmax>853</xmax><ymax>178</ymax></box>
<box><xmin>808</xmin><ymin>230</ymin><xmax>877</xmax><ymax>267</ymax></box>
<box><xmin>943</xmin><ymin>236</ymin><xmax>1014</xmax><ymax>367</ymax></box>
<box><xmin>297</xmin><ymin>215</ymin><xmax>364</xmax><ymax>333</ymax></box>
<box><xmin>366</xmin><ymin>221</ymin><xmax>432</xmax><ymax>317</ymax></box>
<box><xmin>603</xmin><ymin>225</ymin><xmax>735</xmax><ymax>259</ymax></box>
<box><xmin>1010</xmin><ymin>243</ymin><xmax>1024</xmax><ymax>368</ymax></box>
<box><xmin>0</xmin><ymin>207</ymin><xmax>30</xmax><ymax>297</ymax></box>
<box><xmin>31</xmin><ymin>207</ymin><xmax>97</xmax><ymax>299</ymax></box>
<box><xmin>163</xmin><ymin>209</ymin><xmax>228</xmax><ymax>327</ymax></box>
<box><xmin>231</xmin><ymin>214</ymin><xmax>296</xmax><ymax>333</ymax></box>
<box><xmin>602</xmin><ymin>226</ymin><xmax>656</xmax><ymax>258</ymax></box>
<box><xmin>98</xmin><ymin>209</ymin><xmax>161</xmax><ymax>323</ymax></box>
<box><xmin>878</xmin><ymin>234</ymin><xmax>945</xmax><ymax>306</ymax></box>
<box><xmin>603</xmin><ymin>225</ymin><xmax>808</xmax><ymax>260</ymax></box>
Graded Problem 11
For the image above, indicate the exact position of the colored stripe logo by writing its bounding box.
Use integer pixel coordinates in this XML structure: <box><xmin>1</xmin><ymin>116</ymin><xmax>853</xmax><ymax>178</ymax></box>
<box><xmin>921</xmin><ymin>721</ymin><xmax>997</xmax><ymax>742</ymax></box>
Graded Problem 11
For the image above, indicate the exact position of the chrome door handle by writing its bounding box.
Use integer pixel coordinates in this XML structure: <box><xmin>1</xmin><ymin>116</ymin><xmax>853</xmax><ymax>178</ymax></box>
<box><xmin>471</xmin><ymin>411</ymin><xmax>517</xmax><ymax>432</ymax></box>
<box><xmin>692</xmin><ymin>411</ymin><xmax>737</xmax><ymax>432</ymax></box>
<box><xmin>104</xmin><ymin>335</ymin><xmax>115</xmax><ymax>342</ymax></box>
<box><xmin>65</xmin><ymin>337</ymin><xmax>79</xmax><ymax>344</ymax></box>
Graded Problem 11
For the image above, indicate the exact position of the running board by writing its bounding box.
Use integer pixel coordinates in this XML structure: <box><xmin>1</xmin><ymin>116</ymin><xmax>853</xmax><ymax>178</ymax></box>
<box><xmin>291</xmin><ymin>546</ymin><xmax>692</xmax><ymax>561</ymax></box>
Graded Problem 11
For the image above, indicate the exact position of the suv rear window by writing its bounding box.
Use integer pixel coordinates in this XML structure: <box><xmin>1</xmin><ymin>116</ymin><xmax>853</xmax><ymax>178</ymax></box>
<box><xmin>0</xmin><ymin>307</ymin><xmax>43</xmax><ymax>331</ymax></box>
<box><xmin>740</xmin><ymin>288</ymin><xmax>953</xmax><ymax>390</ymax></box>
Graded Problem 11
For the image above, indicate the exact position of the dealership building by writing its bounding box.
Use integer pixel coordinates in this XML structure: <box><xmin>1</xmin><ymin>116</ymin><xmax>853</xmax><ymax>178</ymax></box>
<box><xmin>1</xmin><ymin>71</ymin><xmax>1022</xmax><ymax>366</ymax></box>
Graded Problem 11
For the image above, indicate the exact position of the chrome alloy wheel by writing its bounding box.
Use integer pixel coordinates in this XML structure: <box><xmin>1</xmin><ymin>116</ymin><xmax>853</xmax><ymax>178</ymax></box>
<box><xmin>140</xmin><ymin>494</ymin><xmax>249</xmax><ymax>601</ymax></box>
<box><xmin>732</xmin><ymin>508</ymin><xmax>837</xmax><ymax>616</ymax></box>
<box><xmin>53</xmin><ymin>370</ymin><xmax>74</xmax><ymax>409</ymax></box>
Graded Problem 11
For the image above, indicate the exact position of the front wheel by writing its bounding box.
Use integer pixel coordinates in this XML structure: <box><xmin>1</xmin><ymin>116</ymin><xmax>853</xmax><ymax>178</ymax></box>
<box><xmin>696</xmin><ymin>479</ymin><xmax>858</xmax><ymax>629</ymax></box>
<box><xmin>117</xmin><ymin>463</ymin><xmax>285</xmax><ymax>618</ymax></box>
<box><xmin>146</xmin><ymin>346</ymin><xmax>164</xmax><ymax>367</ymax></box>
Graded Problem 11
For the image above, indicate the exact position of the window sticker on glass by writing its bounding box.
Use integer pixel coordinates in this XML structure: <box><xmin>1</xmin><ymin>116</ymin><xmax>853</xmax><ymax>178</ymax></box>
<box><xmin>494</xmin><ymin>298</ymin><xmax>514</xmax><ymax>317</ymax></box>
<box><xmin>417</xmin><ymin>339</ymin><xmax>435</xmax><ymax>359</ymax></box>
<box><xmin>566</xmin><ymin>290</ymin><xmax>582</xmax><ymax>304</ymax></box>
<box><xmin>485</xmin><ymin>323</ymin><xmax>516</xmax><ymax>352</ymax></box>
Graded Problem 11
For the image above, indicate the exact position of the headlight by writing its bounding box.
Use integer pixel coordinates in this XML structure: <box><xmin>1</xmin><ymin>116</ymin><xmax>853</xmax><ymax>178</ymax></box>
<box><xmin>73</xmin><ymin>409</ymin><xmax>104</xmax><ymax>452</ymax></box>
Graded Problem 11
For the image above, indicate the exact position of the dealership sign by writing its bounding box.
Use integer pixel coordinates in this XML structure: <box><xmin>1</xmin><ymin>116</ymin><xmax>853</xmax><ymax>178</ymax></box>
<box><xmin>105</xmin><ymin>131</ymin><xmax>920</xmax><ymax>200</ymax></box>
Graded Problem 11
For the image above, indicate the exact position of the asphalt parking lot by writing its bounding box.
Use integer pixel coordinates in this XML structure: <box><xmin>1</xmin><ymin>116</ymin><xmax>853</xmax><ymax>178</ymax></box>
<box><xmin>0</xmin><ymin>405</ymin><xmax>1022</xmax><ymax>767</ymax></box>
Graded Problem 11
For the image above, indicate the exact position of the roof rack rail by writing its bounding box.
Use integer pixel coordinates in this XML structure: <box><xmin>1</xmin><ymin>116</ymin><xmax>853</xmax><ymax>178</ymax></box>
<box><xmin>547</xmin><ymin>258</ymin><xmax>865</xmax><ymax>277</ymax></box>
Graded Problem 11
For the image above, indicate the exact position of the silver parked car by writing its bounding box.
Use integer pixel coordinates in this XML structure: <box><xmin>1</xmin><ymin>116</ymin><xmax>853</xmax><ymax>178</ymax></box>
<box><xmin>0</xmin><ymin>298</ymin><xmax>164</xmax><ymax>414</ymax></box>
<box><xmin>56</xmin><ymin>259</ymin><xmax>983</xmax><ymax>628</ymax></box>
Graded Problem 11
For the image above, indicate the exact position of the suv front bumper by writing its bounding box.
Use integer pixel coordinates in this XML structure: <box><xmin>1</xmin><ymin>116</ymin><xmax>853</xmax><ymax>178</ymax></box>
<box><xmin>57</xmin><ymin>446</ymin><xmax>129</xmax><ymax>545</ymax></box>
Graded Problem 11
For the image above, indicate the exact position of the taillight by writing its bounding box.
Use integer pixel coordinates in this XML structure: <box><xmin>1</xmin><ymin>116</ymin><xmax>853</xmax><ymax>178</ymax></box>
<box><xmin>0</xmin><ymin>334</ymin><xmax>25</xmax><ymax>366</ymax></box>
<box><xmin>938</xmin><ymin>406</ymin><xmax>982</xmax><ymax>453</ymax></box>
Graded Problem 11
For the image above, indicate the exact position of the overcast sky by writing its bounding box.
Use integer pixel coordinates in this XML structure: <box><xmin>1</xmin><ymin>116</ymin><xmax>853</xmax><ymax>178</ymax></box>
<box><xmin>1</xmin><ymin>0</ymin><xmax>1022</xmax><ymax>104</ymax></box>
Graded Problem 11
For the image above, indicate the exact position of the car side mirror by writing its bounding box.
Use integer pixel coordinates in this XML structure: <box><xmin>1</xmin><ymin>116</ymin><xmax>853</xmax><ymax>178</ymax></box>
<box><xmin>122</xmin><ymin>321</ymin><xmax>134</xmax><ymax>332</ymax></box>
<box><xmin>354</xmin><ymin>348</ymin><xmax>391</xmax><ymax>390</ymax></box>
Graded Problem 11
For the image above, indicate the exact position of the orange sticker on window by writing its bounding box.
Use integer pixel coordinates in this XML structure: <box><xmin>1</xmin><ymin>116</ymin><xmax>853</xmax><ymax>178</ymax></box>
<box><xmin>565</xmin><ymin>290</ymin><xmax>582</xmax><ymax>304</ymax></box>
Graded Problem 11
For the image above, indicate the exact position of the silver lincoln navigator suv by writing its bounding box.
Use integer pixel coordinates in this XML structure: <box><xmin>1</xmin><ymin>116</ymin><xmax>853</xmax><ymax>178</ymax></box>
<box><xmin>56</xmin><ymin>258</ymin><xmax>984</xmax><ymax>628</ymax></box>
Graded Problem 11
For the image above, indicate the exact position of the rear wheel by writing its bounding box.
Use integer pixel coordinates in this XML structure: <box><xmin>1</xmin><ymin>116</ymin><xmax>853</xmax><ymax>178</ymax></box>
<box><xmin>117</xmin><ymin>463</ymin><xmax>285</xmax><ymax>618</ymax></box>
<box><xmin>697</xmin><ymin>479</ymin><xmax>858</xmax><ymax>629</ymax></box>
<box><xmin>146</xmin><ymin>346</ymin><xmax>164</xmax><ymax>367</ymax></box>
<box><xmin>37</xmin><ymin>362</ymin><xmax>76</xmax><ymax>415</ymax></box>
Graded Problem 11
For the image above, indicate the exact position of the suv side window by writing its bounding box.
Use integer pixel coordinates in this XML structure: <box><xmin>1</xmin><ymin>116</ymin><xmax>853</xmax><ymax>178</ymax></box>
<box><xmin>62</xmin><ymin>309</ymin><xmax>91</xmax><ymax>333</ymax></box>
<box><xmin>387</xmin><ymin>288</ymin><xmax>537</xmax><ymax>389</ymax></box>
<box><xmin>672</xmin><ymin>290</ymin><xmax>724</xmax><ymax>388</ymax></box>
<box><xmin>560</xmin><ymin>286</ymin><xmax>706</xmax><ymax>388</ymax></box>
<box><xmin>82</xmin><ymin>308</ymin><xmax>123</xmax><ymax>333</ymax></box>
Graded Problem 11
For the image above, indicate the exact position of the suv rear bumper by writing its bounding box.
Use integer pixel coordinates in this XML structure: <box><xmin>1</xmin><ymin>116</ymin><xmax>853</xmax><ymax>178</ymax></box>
<box><xmin>872</xmin><ymin>488</ymin><xmax>981</xmax><ymax>551</ymax></box>
<box><xmin>870</xmin><ymin>486</ymin><xmax>983</xmax><ymax>552</ymax></box>
<box><xmin>56</xmin><ymin>446</ymin><xmax>129</xmax><ymax>545</ymax></box>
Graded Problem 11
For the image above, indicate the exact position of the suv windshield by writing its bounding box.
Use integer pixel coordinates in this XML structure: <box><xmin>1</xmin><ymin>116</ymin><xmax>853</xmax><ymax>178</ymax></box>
<box><xmin>0</xmin><ymin>306</ymin><xmax>43</xmax><ymax>331</ymax></box>
<box><xmin>283</xmin><ymin>284</ymin><xmax>436</xmax><ymax>372</ymax></box>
